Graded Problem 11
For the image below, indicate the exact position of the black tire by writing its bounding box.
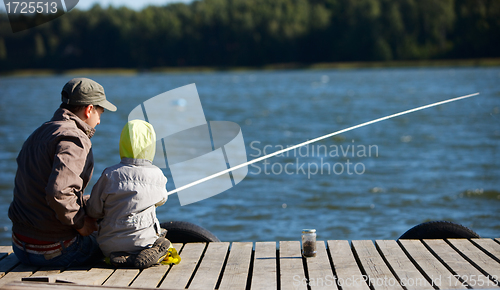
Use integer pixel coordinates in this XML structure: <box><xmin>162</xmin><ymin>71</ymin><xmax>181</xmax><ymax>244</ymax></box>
<box><xmin>160</xmin><ymin>221</ymin><xmax>221</xmax><ymax>243</ymax></box>
<box><xmin>399</xmin><ymin>221</ymin><xmax>480</xmax><ymax>239</ymax></box>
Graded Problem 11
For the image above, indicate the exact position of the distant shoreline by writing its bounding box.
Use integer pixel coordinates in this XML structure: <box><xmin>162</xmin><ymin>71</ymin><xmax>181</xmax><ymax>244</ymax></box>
<box><xmin>2</xmin><ymin>58</ymin><xmax>500</xmax><ymax>77</ymax></box>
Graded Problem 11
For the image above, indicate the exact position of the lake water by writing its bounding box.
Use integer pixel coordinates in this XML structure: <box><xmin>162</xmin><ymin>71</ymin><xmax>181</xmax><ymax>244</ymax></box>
<box><xmin>0</xmin><ymin>66</ymin><xmax>499</xmax><ymax>245</ymax></box>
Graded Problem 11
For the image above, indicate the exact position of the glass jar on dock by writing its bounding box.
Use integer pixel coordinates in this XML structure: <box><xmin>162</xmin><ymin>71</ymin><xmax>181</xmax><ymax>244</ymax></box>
<box><xmin>301</xmin><ymin>229</ymin><xmax>317</xmax><ymax>257</ymax></box>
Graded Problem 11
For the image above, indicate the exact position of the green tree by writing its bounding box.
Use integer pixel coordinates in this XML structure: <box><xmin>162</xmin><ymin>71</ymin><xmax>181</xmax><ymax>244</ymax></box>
<box><xmin>0</xmin><ymin>0</ymin><xmax>499</xmax><ymax>71</ymax></box>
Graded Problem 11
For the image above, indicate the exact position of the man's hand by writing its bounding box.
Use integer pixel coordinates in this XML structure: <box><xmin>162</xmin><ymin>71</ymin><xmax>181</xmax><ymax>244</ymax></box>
<box><xmin>76</xmin><ymin>216</ymin><xmax>98</xmax><ymax>236</ymax></box>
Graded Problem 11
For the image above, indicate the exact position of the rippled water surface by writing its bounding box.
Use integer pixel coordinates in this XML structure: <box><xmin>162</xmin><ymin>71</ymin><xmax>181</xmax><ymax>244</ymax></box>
<box><xmin>0</xmin><ymin>67</ymin><xmax>499</xmax><ymax>245</ymax></box>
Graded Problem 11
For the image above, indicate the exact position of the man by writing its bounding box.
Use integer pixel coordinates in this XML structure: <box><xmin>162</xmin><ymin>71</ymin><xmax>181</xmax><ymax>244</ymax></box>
<box><xmin>8</xmin><ymin>77</ymin><xmax>117</xmax><ymax>267</ymax></box>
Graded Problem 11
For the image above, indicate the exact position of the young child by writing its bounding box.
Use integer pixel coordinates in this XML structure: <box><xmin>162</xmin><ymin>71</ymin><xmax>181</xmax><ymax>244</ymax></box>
<box><xmin>86</xmin><ymin>120</ymin><xmax>170</xmax><ymax>268</ymax></box>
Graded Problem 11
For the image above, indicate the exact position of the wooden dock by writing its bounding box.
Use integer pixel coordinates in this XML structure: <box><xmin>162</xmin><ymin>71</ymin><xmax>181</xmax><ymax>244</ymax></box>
<box><xmin>0</xmin><ymin>238</ymin><xmax>499</xmax><ymax>289</ymax></box>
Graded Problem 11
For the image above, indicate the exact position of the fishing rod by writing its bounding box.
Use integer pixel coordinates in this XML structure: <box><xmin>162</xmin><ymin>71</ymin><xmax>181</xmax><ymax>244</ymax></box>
<box><xmin>167</xmin><ymin>92</ymin><xmax>479</xmax><ymax>196</ymax></box>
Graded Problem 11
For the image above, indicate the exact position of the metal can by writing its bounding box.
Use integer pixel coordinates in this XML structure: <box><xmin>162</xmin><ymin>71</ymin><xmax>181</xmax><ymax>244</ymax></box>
<box><xmin>301</xmin><ymin>229</ymin><xmax>317</xmax><ymax>257</ymax></box>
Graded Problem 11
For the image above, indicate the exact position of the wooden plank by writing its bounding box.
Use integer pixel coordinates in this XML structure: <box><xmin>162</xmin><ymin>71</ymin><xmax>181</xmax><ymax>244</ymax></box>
<box><xmin>305</xmin><ymin>241</ymin><xmax>337</xmax><ymax>290</ymax></box>
<box><xmin>26</xmin><ymin>260</ymin><xmax>111</xmax><ymax>285</ymax></box>
<box><xmin>218</xmin><ymin>242</ymin><xmax>253</xmax><ymax>290</ymax></box>
<box><xmin>103</xmin><ymin>268</ymin><xmax>139</xmax><ymax>287</ymax></box>
<box><xmin>29</xmin><ymin>266</ymin><xmax>61</xmax><ymax>278</ymax></box>
<box><xmin>327</xmin><ymin>240</ymin><xmax>370</xmax><ymax>290</ymax></box>
<box><xmin>250</xmin><ymin>242</ymin><xmax>277</xmax><ymax>290</ymax></box>
<box><xmin>448</xmin><ymin>239</ymin><xmax>500</xmax><ymax>282</ymax></box>
<box><xmin>0</xmin><ymin>253</ymin><xmax>20</xmax><ymax>279</ymax></box>
<box><xmin>3</xmin><ymin>280</ymin><xmax>177</xmax><ymax>290</ymax></box>
<box><xmin>82</xmin><ymin>267</ymin><xmax>115</xmax><ymax>285</ymax></box>
<box><xmin>495</xmin><ymin>238</ymin><xmax>500</xmax><ymax>244</ymax></box>
<box><xmin>129</xmin><ymin>263</ymin><xmax>170</xmax><ymax>288</ymax></box>
<box><xmin>23</xmin><ymin>262</ymin><xmax>106</xmax><ymax>285</ymax></box>
<box><xmin>375</xmin><ymin>240</ymin><xmax>434</xmax><ymax>290</ymax></box>
<box><xmin>0</xmin><ymin>263</ymin><xmax>39</xmax><ymax>286</ymax></box>
<box><xmin>159</xmin><ymin>243</ymin><xmax>205</xmax><ymax>289</ymax></box>
<box><xmin>131</xmin><ymin>243</ymin><xmax>184</xmax><ymax>288</ymax></box>
<box><xmin>279</xmin><ymin>240</ymin><xmax>306</xmax><ymax>290</ymax></box>
<box><xmin>471</xmin><ymin>239</ymin><xmax>500</xmax><ymax>260</ymax></box>
<box><xmin>27</xmin><ymin>267</ymin><xmax>113</xmax><ymax>286</ymax></box>
<box><xmin>0</xmin><ymin>246</ymin><xmax>13</xmax><ymax>259</ymax></box>
<box><xmin>24</xmin><ymin>266</ymin><xmax>62</xmax><ymax>283</ymax></box>
<box><xmin>352</xmin><ymin>240</ymin><xmax>402</xmax><ymax>290</ymax></box>
<box><xmin>50</xmin><ymin>265</ymin><xmax>91</xmax><ymax>284</ymax></box>
<box><xmin>399</xmin><ymin>239</ymin><xmax>466</xmax><ymax>289</ymax></box>
<box><xmin>188</xmin><ymin>242</ymin><xmax>230</xmax><ymax>290</ymax></box>
<box><xmin>54</xmin><ymin>271</ymin><xmax>95</xmax><ymax>284</ymax></box>
<box><xmin>0</xmin><ymin>253</ymin><xmax>8</xmax><ymax>262</ymax></box>
<box><xmin>424</xmin><ymin>239</ymin><xmax>498</xmax><ymax>289</ymax></box>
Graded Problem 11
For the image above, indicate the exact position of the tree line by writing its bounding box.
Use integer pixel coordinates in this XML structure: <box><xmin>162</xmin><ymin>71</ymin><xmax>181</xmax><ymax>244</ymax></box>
<box><xmin>0</xmin><ymin>0</ymin><xmax>499</xmax><ymax>71</ymax></box>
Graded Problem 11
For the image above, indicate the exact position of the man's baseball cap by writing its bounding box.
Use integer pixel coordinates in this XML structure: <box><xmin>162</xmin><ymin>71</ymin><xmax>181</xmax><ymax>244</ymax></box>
<box><xmin>61</xmin><ymin>78</ymin><xmax>117</xmax><ymax>112</ymax></box>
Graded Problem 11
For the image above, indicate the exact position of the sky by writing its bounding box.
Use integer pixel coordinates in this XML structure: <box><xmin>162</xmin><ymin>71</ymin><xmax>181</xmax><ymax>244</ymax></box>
<box><xmin>76</xmin><ymin>0</ymin><xmax>193</xmax><ymax>10</ymax></box>
<box><xmin>0</xmin><ymin>0</ymin><xmax>194</xmax><ymax>12</ymax></box>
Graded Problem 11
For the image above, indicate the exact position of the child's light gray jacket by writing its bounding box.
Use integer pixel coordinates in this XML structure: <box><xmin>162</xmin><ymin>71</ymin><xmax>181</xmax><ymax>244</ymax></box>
<box><xmin>87</xmin><ymin>158</ymin><xmax>168</xmax><ymax>257</ymax></box>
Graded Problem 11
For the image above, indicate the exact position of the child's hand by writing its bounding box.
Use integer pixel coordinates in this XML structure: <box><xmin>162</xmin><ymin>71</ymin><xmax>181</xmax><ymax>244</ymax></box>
<box><xmin>155</xmin><ymin>198</ymin><xmax>167</xmax><ymax>207</ymax></box>
<box><xmin>76</xmin><ymin>216</ymin><xmax>98</xmax><ymax>236</ymax></box>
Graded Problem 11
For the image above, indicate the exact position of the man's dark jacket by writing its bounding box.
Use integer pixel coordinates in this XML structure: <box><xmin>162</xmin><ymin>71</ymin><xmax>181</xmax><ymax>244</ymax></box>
<box><xmin>9</xmin><ymin>107</ymin><xmax>95</xmax><ymax>241</ymax></box>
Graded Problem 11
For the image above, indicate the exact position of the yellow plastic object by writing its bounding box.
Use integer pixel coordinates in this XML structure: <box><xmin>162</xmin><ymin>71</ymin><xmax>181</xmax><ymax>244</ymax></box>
<box><xmin>161</xmin><ymin>246</ymin><xmax>181</xmax><ymax>265</ymax></box>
